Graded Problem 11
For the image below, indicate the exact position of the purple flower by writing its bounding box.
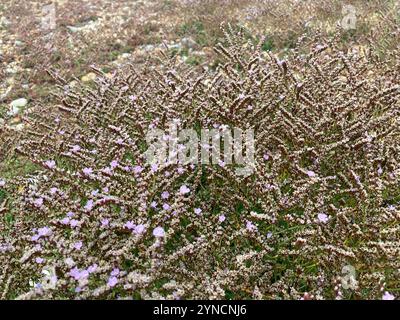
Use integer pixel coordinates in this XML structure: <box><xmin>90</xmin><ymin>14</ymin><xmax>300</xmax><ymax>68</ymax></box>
<box><xmin>133</xmin><ymin>224</ymin><xmax>145</xmax><ymax>235</ymax></box>
<box><xmin>71</xmin><ymin>145</ymin><xmax>81</xmax><ymax>152</ymax></box>
<box><xmin>124</xmin><ymin>221</ymin><xmax>135</xmax><ymax>230</ymax></box>
<box><xmin>246</xmin><ymin>220</ymin><xmax>257</xmax><ymax>232</ymax></box>
<box><xmin>317</xmin><ymin>213</ymin><xmax>329</xmax><ymax>224</ymax></box>
<box><xmin>60</xmin><ymin>217</ymin><xmax>70</xmax><ymax>225</ymax></box>
<box><xmin>67</xmin><ymin>211</ymin><xmax>75</xmax><ymax>218</ymax></box>
<box><xmin>194</xmin><ymin>208</ymin><xmax>202</xmax><ymax>215</ymax></box>
<box><xmin>306</xmin><ymin>170</ymin><xmax>316</xmax><ymax>178</ymax></box>
<box><xmin>151</xmin><ymin>163</ymin><xmax>158</xmax><ymax>172</ymax></box>
<box><xmin>111</xmin><ymin>268</ymin><xmax>120</xmax><ymax>277</ymax></box>
<box><xmin>179</xmin><ymin>185</ymin><xmax>190</xmax><ymax>195</ymax></box>
<box><xmin>218</xmin><ymin>215</ymin><xmax>226</xmax><ymax>222</ymax></box>
<box><xmin>101</xmin><ymin>218</ymin><xmax>110</xmax><ymax>227</ymax></box>
<box><xmin>107</xmin><ymin>276</ymin><xmax>118</xmax><ymax>287</ymax></box>
<box><xmin>151</xmin><ymin>201</ymin><xmax>158</xmax><ymax>209</ymax></box>
<box><xmin>110</xmin><ymin>160</ymin><xmax>119</xmax><ymax>169</ymax></box>
<box><xmin>161</xmin><ymin>191</ymin><xmax>170</xmax><ymax>199</ymax></box>
<box><xmin>263</xmin><ymin>154</ymin><xmax>270</xmax><ymax>161</ymax></box>
<box><xmin>70</xmin><ymin>219</ymin><xmax>79</xmax><ymax>228</ymax></box>
<box><xmin>177</xmin><ymin>167</ymin><xmax>184</xmax><ymax>174</ymax></box>
<box><xmin>35</xmin><ymin>257</ymin><xmax>44</xmax><ymax>264</ymax></box>
<box><xmin>82</xmin><ymin>167</ymin><xmax>93</xmax><ymax>176</ymax></box>
<box><xmin>73</xmin><ymin>241</ymin><xmax>83</xmax><ymax>250</ymax></box>
<box><xmin>382</xmin><ymin>292</ymin><xmax>395</xmax><ymax>300</ymax></box>
<box><xmin>162</xmin><ymin>203</ymin><xmax>171</xmax><ymax>211</ymax></box>
<box><xmin>153</xmin><ymin>226</ymin><xmax>165</xmax><ymax>238</ymax></box>
<box><xmin>266</xmin><ymin>232</ymin><xmax>273</xmax><ymax>239</ymax></box>
<box><xmin>0</xmin><ymin>179</ymin><xmax>5</xmax><ymax>187</ymax></box>
<box><xmin>133</xmin><ymin>165</ymin><xmax>143</xmax><ymax>174</ymax></box>
<box><xmin>37</xmin><ymin>227</ymin><xmax>51</xmax><ymax>237</ymax></box>
<box><xmin>84</xmin><ymin>200</ymin><xmax>94</xmax><ymax>211</ymax></box>
<box><xmin>87</xmin><ymin>264</ymin><xmax>98</xmax><ymax>273</ymax></box>
<box><xmin>33</xmin><ymin>198</ymin><xmax>44</xmax><ymax>208</ymax></box>
<box><xmin>44</xmin><ymin>160</ymin><xmax>56</xmax><ymax>169</ymax></box>
<box><xmin>50</xmin><ymin>187</ymin><xmax>58</xmax><ymax>194</ymax></box>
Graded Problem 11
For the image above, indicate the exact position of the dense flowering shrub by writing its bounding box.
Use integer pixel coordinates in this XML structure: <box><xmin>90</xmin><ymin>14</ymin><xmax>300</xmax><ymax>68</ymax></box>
<box><xmin>0</xmin><ymin>29</ymin><xmax>399</xmax><ymax>299</ymax></box>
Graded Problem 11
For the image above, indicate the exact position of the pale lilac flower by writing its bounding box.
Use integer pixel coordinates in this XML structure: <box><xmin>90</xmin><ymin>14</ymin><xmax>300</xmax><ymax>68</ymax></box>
<box><xmin>151</xmin><ymin>163</ymin><xmax>158</xmax><ymax>172</ymax></box>
<box><xmin>107</xmin><ymin>276</ymin><xmax>118</xmax><ymax>287</ymax></box>
<box><xmin>101</xmin><ymin>218</ymin><xmax>110</xmax><ymax>227</ymax></box>
<box><xmin>91</xmin><ymin>189</ymin><xmax>99</xmax><ymax>197</ymax></box>
<box><xmin>218</xmin><ymin>215</ymin><xmax>226</xmax><ymax>222</ymax></box>
<box><xmin>177</xmin><ymin>167</ymin><xmax>184</xmax><ymax>174</ymax></box>
<box><xmin>153</xmin><ymin>226</ymin><xmax>165</xmax><ymax>238</ymax></box>
<box><xmin>134</xmin><ymin>224</ymin><xmax>145</xmax><ymax>235</ymax></box>
<box><xmin>44</xmin><ymin>160</ymin><xmax>56</xmax><ymax>169</ymax></box>
<box><xmin>382</xmin><ymin>292</ymin><xmax>395</xmax><ymax>300</ymax></box>
<box><xmin>88</xmin><ymin>264</ymin><xmax>98</xmax><ymax>273</ymax></box>
<box><xmin>194</xmin><ymin>208</ymin><xmax>202</xmax><ymax>215</ymax></box>
<box><xmin>378</xmin><ymin>167</ymin><xmax>383</xmax><ymax>175</ymax></box>
<box><xmin>388</xmin><ymin>205</ymin><xmax>396</xmax><ymax>211</ymax></box>
<box><xmin>35</xmin><ymin>257</ymin><xmax>44</xmax><ymax>264</ymax></box>
<box><xmin>71</xmin><ymin>145</ymin><xmax>81</xmax><ymax>152</ymax></box>
<box><xmin>38</xmin><ymin>227</ymin><xmax>51</xmax><ymax>237</ymax></box>
<box><xmin>82</xmin><ymin>167</ymin><xmax>93</xmax><ymax>176</ymax></box>
<box><xmin>50</xmin><ymin>187</ymin><xmax>58</xmax><ymax>194</ymax></box>
<box><xmin>263</xmin><ymin>154</ymin><xmax>269</xmax><ymax>161</ymax></box>
<box><xmin>102</xmin><ymin>167</ymin><xmax>113</xmax><ymax>175</ymax></box>
<box><xmin>317</xmin><ymin>213</ymin><xmax>329</xmax><ymax>223</ymax></box>
<box><xmin>70</xmin><ymin>219</ymin><xmax>79</xmax><ymax>228</ymax></box>
<box><xmin>0</xmin><ymin>179</ymin><xmax>6</xmax><ymax>187</ymax></box>
<box><xmin>246</xmin><ymin>220</ymin><xmax>257</xmax><ymax>232</ymax></box>
<box><xmin>60</xmin><ymin>217</ymin><xmax>70</xmax><ymax>225</ymax></box>
<box><xmin>67</xmin><ymin>211</ymin><xmax>75</xmax><ymax>218</ymax></box>
<box><xmin>102</xmin><ymin>187</ymin><xmax>109</xmax><ymax>193</ymax></box>
<box><xmin>161</xmin><ymin>191</ymin><xmax>170</xmax><ymax>199</ymax></box>
<box><xmin>129</xmin><ymin>95</ymin><xmax>137</xmax><ymax>101</ymax></box>
<box><xmin>110</xmin><ymin>160</ymin><xmax>119</xmax><ymax>169</ymax></box>
<box><xmin>179</xmin><ymin>185</ymin><xmax>190</xmax><ymax>195</ymax></box>
<box><xmin>133</xmin><ymin>165</ymin><xmax>143</xmax><ymax>174</ymax></box>
<box><xmin>73</xmin><ymin>241</ymin><xmax>83</xmax><ymax>250</ymax></box>
<box><xmin>33</xmin><ymin>198</ymin><xmax>44</xmax><ymax>208</ymax></box>
<box><xmin>111</xmin><ymin>268</ymin><xmax>120</xmax><ymax>277</ymax></box>
<box><xmin>150</xmin><ymin>201</ymin><xmax>157</xmax><ymax>208</ymax></box>
<box><xmin>124</xmin><ymin>221</ymin><xmax>135</xmax><ymax>230</ymax></box>
<box><xmin>162</xmin><ymin>203</ymin><xmax>171</xmax><ymax>211</ymax></box>
<box><xmin>84</xmin><ymin>200</ymin><xmax>94</xmax><ymax>211</ymax></box>
<box><xmin>306</xmin><ymin>170</ymin><xmax>316</xmax><ymax>177</ymax></box>
<box><xmin>266</xmin><ymin>232</ymin><xmax>273</xmax><ymax>239</ymax></box>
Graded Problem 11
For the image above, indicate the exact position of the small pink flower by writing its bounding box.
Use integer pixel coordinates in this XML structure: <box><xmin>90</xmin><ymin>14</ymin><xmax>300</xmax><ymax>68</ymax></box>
<box><xmin>179</xmin><ymin>185</ymin><xmax>190</xmax><ymax>195</ymax></box>
<box><xmin>101</xmin><ymin>218</ymin><xmax>109</xmax><ymax>227</ymax></box>
<box><xmin>153</xmin><ymin>226</ymin><xmax>165</xmax><ymax>238</ymax></box>
<box><xmin>263</xmin><ymin>154</ymin><xmax>269</xmax><ymax>161</ymax></box>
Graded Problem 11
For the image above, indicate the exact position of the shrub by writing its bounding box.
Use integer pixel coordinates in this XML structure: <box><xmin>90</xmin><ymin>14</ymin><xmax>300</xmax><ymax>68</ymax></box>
<box><xmin>0</xmin><ymin>29</ymin><xmax>399</xmax><ymax>299</ymax></box>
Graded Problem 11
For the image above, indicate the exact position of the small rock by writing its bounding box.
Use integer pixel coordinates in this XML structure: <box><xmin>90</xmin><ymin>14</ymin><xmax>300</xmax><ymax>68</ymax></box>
<box><xmin>9</xmin><ymin>98</ymin><xmax>28</xmax><ymax>115</ymax></box>
<box><xmin>81</xmin><ymin>72</ymin><xmax>96</xmax><ymax>83</ymax></box>
<box><xmin>181</xmin><ymin>37</ymin><xmax>197</xmax><ymax>49</ymax></box>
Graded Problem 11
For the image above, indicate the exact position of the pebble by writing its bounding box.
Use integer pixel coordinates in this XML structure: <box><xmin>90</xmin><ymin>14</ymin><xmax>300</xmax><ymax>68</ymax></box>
<box><xmin>9</xmin><ymin>98</ymin><xmax>28</xmax><ymax>115</ymax></box>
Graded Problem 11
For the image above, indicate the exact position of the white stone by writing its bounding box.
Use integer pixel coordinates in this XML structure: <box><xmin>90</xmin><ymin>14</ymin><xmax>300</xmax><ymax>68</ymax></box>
<box><xmin>9</xmin><ymin>98</ymin><xmax>28</xmax><ymax>115</ymax></box>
